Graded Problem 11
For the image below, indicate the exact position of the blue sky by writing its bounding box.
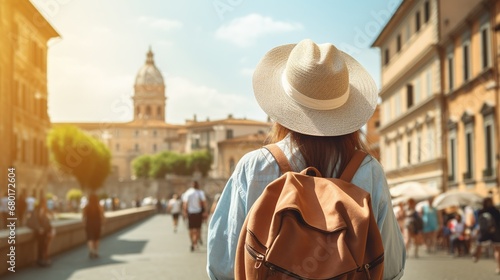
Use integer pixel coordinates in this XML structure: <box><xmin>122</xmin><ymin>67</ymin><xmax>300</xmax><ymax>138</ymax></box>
<box><xmin>32</xmin><ymin>0</ymin><xmax>402</xmax><ymax>125</ymax></box>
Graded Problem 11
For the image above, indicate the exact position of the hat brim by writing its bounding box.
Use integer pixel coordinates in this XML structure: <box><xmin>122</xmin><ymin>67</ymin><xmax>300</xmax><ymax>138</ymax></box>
<box><xmin>253</xmin><ymin>44</ymin><xmax>378</xmax><ymax>136</ymax></box>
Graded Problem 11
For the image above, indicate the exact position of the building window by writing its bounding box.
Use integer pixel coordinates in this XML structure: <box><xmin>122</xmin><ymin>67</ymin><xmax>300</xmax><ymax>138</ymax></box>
<box><xmin>480</xmin><ymin>22</ymin><xmax>491</xmax><ymax>70</ymax></box>
<box><xmin>136</xmin><ymin>106</ymin><xmax>141</xmax><ymax>116</ymax></box>
<box><xmin>157</xmin><ymin>106</ymin><xmax>162</xmax><ymax>118</ymax></box>
<box><xmin>424</xmin><ymin>1</ymin><xmax>430</xmax><ymax>23</ymax></box>
<box><xmin>464</xmin><ymin>129</ymin><xmax>474</xmax><ymax>180</ymax></box>
<box><xmin>396</xmin><ymin>34</ymin><xmax>401</xmax><ymax>52</ymax></box>
<box><xmin>153</xmin><ymin>130</ymin><xmax>157</xmax><ymax>137</ymax></box>
<box><xmin>448</xmin><ymin>137</ymin><xmax>456</xmax><ymax>182</ymax></box>
<box><xmin>407</xmin><ymin>140</ymin><xmax>412</xmax><ymax>164</ymax></box>
<box><xmin>135</xmin><ymin>130</ymin><xmax>139</xmax><ymax>137</ymax></box>
<box><xmin>415</xmin><ymin>11</ymin><xmax>421</xmax><ymax>32</ymax></box>
<box><xmin>384</xmin><ymin>48</ymin><xmax>390</xmax><ymax>65</ymax></box>
<box><xmin>135</xmin><ymin>143</ymin><xmax>139</xmax><ymax>152</ymax></box>
<box><xmin>482</xmin><ymin>103</ymin><xmax>496</xmax><ymax>178</ymax></box>
<box><xmin>396</xmin><ymin>140</ymin><xmax>401</xmax><ymax>168</ymax></box>
<box><xmin>405</xmin><ymin>24</ymin><xmax>411</xmax><ymax>42</ymax></box>
<box><xmin>146</xmin><ymin>106</ymin><xmax>151</xmax><ymax>117</ymax></box>
<box><xmin>447</xmin><ymin>53</ymin><xmax>454</xmax><ymax>91</ymax></box>
<box><xmin>406</xmin><ymin>84</ymin><xmax>414</xmax><ymax>108</ymax></box>
<box><xmin>416</xmin><ymin>131</ymin><xmax>422</xmax><ymax>163</ymax></box>
<box><xmin>462</xmin><ymin>112</ymin><xmax>475</xmax><ymax>181</ymax></box>
<box><xmin>153</xmin><ymin>144</ymin><xmax>157</xmax><ymax>152</ymax></box>
<box><xmin>426</xmin><ymin>123</ymin><xmax>435</xmax><ymax>160</ymax></box>
<box><xmin>426</xmin><ymin>69</ymin><xmax>432</xmax><ymax>98</ymax></box>
<box><xmin>463</xmin><ymin>41</ymin><xmax>471</xmax><ymax>82</ymax></box>
<box><xmin>226</xmin><ymin>129</ymin><xmax>234</xmax><ymax>139</ymax></box>
<box><xmin>484</xmin><ymin>123</ymin><xmax>494</xmax><ymax>177</ymax></box>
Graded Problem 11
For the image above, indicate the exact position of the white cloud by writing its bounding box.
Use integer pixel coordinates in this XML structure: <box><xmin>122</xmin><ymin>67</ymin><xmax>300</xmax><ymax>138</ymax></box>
<box><xmin>215</xmin><ymin>14</ymin><xmax>303</xmax><ymax>47</ymax></box>
<box><xmin>137</xmin><ymin>16</ymin><xmax>183</xmax><ymax>31</ymax></box>
<box><xmin>165</xmin><ymin>76</ymin><xmax>266</xmax><ymax>124</ymax></box>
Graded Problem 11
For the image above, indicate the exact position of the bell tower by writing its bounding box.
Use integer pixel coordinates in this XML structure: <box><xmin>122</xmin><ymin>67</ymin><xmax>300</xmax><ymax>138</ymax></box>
<box><xmin>132</xmin><ymin>47</ymin><xmax>166</xmax><ymax>121</ymax></box>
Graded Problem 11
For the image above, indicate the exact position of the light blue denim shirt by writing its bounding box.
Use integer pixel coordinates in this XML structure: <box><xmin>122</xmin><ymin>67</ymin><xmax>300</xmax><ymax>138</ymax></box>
<box><xmin>207</xmin><ymin>137</ymin><xmax>406</xmax><ymax>280</ymax></box>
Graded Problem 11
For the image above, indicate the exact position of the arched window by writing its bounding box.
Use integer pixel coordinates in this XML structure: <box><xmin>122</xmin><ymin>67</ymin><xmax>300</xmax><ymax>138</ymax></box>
<box><xmin>146</xmin><ymin>106</ymin><xmax>151</xmax><ymax>117</ymax></box>
<box><xmin>157</xmin><ymin>106</ymin><xmax>162</xmax><ymax>117</ymax></box>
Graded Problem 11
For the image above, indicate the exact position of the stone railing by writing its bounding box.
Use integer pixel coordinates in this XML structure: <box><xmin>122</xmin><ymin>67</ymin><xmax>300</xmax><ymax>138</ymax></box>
<box><xmin>0</xmin><ymin>206</ymin><xmax>156</xmax><ymax>275</ymax></box>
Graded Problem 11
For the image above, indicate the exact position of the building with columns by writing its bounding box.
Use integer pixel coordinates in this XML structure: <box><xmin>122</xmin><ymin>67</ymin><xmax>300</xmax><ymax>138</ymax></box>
<box><xmin>56</xmin><ymin>48</ymin><xmax>270</xmax><ymax>183</ymax></box>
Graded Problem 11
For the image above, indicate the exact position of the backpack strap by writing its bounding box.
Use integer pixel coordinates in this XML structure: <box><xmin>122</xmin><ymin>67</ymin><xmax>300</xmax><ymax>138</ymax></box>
<box><xmin>264</xmin><ymin>144</ymin><xmax>292</xmax><ymax>174</ymax></box>
<box><xmin>339</xmin><ymin>150</ymin><xmax>368</xmax><ymax>182</ymax></box>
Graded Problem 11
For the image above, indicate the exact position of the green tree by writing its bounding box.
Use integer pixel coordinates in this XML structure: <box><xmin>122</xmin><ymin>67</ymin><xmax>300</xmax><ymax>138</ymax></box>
<box><xmin>132</xmin><ymin>154</ymin><xmax>153</xmax><ymax>179</ymax></box>
<box><xmin>66</xmin><ymin>188</ymin><xmax>83</xmax><ymax>201</ymax></box>
<box><xmin>133</xmin><ymin>150</ymin><xmax>213</xmax><ymax>178</ymax></box>
<box><xmin>189</xmin><ymin>150</ymin><xmax>212</xmax><ymax>177</ymax></box>
<box><xmin>47</xmin><ymin>125</ymin><xmax>112</xmax><ymax>192</ymax></box>
<box><xmin>169</xmin><ymin>153</ymin><xmax>190</xmax><ymax>176</ymax></box>
<box><xmin>149</xmin><ymin>151</ymin><xmax>173</xmax><ymax>179</ymax></box>
<box><xmin>66</xmin><ymin>188</ymin><xmax>83</xmax><ymax>212</ymax></box>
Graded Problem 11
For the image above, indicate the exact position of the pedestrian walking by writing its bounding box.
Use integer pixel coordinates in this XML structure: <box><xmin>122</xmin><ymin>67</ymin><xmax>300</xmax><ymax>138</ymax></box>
<box><xmin>405</xmin><ymin>198</ymin><xmax>424</xmax><ymax>258</ymax></box>
<box><xmin>207</xmin><ymin>39</ymin><xmax>406</xmax><ymax>279</ymax></box>
<box><xmin>182</xmin><ymin>181</ymin><xmax>207</xmax><ymax>252</ymax></box>
<box><xmin>472</xmin><ymin>197</ymin><xmax>500</xmax><ymax>274</ymax></box>
<box><xmin>167</xmin><ymin>193</ymin><xmax>182</xmax><ymax>233</ymax></box>
<box><xmin>82</xmin><ymin>194</ymin><xmax>105</xmax><ymax>259</ymax></box>
<box><xmin>422</xmin><ymin>197</ymin><xmax>441</xmax><ymax>253</ymax></box>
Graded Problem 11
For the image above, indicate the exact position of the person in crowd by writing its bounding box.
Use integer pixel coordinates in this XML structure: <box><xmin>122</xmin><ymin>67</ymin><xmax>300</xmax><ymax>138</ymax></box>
<box><xmin>395</xmin><ymin>201</ymin><xmax>406</xmax><ymax>234</ymax></box>
<box><xmin>26</xmin><ymin>189</ymin><xmax>37</xmax><ymax>217</ymax></box>
<box><xmin>404</xmin><ymin>198</ymin><xmax>423</xmax><ymax>258</ymax></box>
<box><xmin>421</xmin><ymin>197</ymin><xmax>441</xmax><ymax>253</ymax></box>
<box><xmin>27</xmin><ymin>197</ymin><xmax>55</xmax><ymax>267</ymax></box>
<box><xmin>449</xmin><ymin>213</ymin><xmax>467</xmax><ymax>257</ymax></box>
<box><xmin>167</xmin><ymin>193</ymin><xmax>182</xmax><ymax>233</ymax></box>
<box><xmin>182</xmin><ymin>181</ymin><xmax>207</xmax><ymax>252</ymax></box>
<box><xmin>472</xmin><ymin>197</ymin><xmax>500</xmax><ymax>274</ymax></box>
<box><xmin>207</xmin><ymin>39</ymin><xmax>405</xmax><ymax>279</ymax></box>
<box><xmin>82</xmin><ymin>194</ymin><xmax>105</xmax><ymax>258</ymax></box>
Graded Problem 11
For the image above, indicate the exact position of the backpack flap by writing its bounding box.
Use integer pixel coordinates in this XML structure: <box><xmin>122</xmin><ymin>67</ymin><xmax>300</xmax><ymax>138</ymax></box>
<box><xmin>246</xmin><ymin>171</ymin><xmax>381</xmax><ymax>279</ymax></box>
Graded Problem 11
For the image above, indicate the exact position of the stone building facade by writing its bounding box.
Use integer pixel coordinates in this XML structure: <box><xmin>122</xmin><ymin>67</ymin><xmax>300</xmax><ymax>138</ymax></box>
<box><xmin>0</xmin><ymin>0</ymin><xmax>59</xmax><ymax>194</ymax></box>
<box><xmin>373</xmin><ymin>0</ymin><xmax>500</xmax><ymax>199</ymax></box>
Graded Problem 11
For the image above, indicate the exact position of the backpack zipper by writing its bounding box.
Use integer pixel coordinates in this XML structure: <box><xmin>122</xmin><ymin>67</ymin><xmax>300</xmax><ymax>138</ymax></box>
<box><xmin>246</xmin><ymin>244</ymin><xmax>384</xmax><ymax>280</ymax></box>
<box><xmin>358</xmin><ymin>253</ymin><xmax>384</xmax><ymax>280</ymax></box>
<box><xmin>245</xmin><ymin>244</ymin><xmax>265</xmax><ymax>269</ymax></box>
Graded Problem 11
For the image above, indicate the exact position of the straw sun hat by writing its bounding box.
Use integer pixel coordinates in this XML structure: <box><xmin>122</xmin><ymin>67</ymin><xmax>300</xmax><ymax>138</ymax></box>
<box><xmin>253</xmin><ymin>39</ymin><xmax>378</xmax><ymax>136</ymax></box>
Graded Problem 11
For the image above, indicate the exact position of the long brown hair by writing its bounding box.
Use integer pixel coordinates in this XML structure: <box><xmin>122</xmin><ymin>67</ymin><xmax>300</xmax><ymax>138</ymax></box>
<box><xmin>265</xmin><ymin>123</ymin><xmax>368</xmax><ymax>178</ymax></box>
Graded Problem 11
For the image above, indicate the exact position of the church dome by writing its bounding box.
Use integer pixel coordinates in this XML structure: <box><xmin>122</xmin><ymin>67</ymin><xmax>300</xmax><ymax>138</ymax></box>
<box><xmin>135</xmin><ymin>47</ymin><xmax>164</xmax><ymax>86</ymax></box>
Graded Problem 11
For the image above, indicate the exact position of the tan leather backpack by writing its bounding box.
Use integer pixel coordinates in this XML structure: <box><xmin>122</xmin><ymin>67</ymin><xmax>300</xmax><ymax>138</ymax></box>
<box><xmin>235</xmin><ymin>144</ymin><xmax>384</xmax><ymax>280</ymax></box>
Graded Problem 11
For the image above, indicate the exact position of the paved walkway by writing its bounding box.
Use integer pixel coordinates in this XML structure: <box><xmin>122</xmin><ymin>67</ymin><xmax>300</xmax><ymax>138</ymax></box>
<box><xmin>3</xmin><ymin>214</ymin><xmax>208</xmax><ymax>280</ymax></box>
<box><xmin>4</xmin><ymin>213</ymin><xmax>500</xmax><ymax>279</ymax></box>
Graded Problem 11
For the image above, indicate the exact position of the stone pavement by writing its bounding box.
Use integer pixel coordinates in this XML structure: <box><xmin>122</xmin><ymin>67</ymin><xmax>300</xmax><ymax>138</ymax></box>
<box><xmin>3</xmin><ymin>213</ymin><xmax>500</xmax><ymax>279</ymax></box>
<box><xmin>3</xmin><ymin>213</ymin><xmax>208</xmax><ymax>280</ymax></box>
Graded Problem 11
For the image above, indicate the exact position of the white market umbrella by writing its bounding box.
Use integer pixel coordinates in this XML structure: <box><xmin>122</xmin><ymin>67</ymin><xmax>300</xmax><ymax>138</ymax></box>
<box><xmin>390</xmin><ymin>181</ymin><xmax>439</xmax><ymax>201</ymax></box>
<box><xmin>432</xmin><ymin>190</ymin><xmax>484</xmax><ymax>210</ymax></box>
